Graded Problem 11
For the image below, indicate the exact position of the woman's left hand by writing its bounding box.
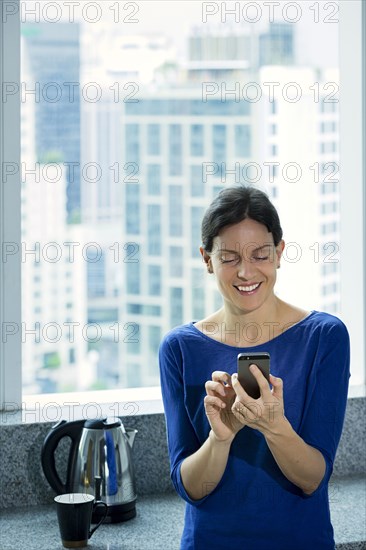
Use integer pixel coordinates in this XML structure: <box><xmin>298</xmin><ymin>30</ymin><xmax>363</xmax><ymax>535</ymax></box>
<box><xmin>230</xmin><ymin>365</ymin><xmax>285</xmax><ymax>436</ymax></box>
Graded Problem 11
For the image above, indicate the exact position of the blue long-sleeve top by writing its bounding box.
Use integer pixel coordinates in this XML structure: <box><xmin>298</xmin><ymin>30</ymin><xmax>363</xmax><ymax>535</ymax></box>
<box><xmin>158</xmin><ymin>311</ymin><xmax>351</xmax><ymax>550</ymax></box>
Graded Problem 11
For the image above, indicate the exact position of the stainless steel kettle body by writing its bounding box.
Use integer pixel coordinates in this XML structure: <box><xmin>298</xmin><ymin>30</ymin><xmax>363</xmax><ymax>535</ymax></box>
<box><xmin>41</xmin><ymin>416</ymin><xmax>138</xmax><ymax>523</ymax></box>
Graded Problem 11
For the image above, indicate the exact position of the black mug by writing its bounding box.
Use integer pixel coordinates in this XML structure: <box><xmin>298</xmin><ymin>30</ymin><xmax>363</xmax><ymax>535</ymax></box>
<box><xmin>54</xmin><ymin>493</ymin><xmax>108</xmax><ymax>548</ymax></box>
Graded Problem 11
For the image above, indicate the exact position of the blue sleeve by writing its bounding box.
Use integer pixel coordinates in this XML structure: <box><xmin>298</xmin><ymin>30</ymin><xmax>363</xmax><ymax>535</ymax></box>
<box><xmin>298</xmin><ymin>319</ymin><xmax>351</xmax><ymax>498</ymax></box>
<box><xmin>158</xmin><ymin>334</ymin><xmax>211</xmax><ymax>506</ymax></box>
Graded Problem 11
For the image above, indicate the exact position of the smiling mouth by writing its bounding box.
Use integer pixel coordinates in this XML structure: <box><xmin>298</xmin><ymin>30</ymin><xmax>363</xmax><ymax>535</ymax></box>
<box><xmin>234</xmin><ymin>283</ymin><xmax>262</xmax><ymax>294</ymax></box>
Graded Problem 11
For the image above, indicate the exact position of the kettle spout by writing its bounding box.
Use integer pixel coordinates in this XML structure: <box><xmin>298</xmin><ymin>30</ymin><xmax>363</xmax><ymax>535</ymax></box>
<box><xmin>125</xmin><ymin>427</ymin><xmax>138</xmax><ymax>448</ymax></box>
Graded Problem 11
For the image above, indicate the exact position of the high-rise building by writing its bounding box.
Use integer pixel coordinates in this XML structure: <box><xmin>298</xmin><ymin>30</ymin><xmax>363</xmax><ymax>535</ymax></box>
<box><xmin>256</xmin><ymin>66</ymin><xmax>340</xmax><ymax>313</ymax></box>
<box><xmin>22</xmin><ymin>23</ymin><xmax>81</xmax><ymax>223</ymax></box>
<box><xmin>21</xmin><ymin>38</ymin><xmax>89</xmax><ymax>394</ymax></box>
<box><xmin>259</xmin><ymin>22</ymin><xmax>294</xmax><ymax>66</ymax></box>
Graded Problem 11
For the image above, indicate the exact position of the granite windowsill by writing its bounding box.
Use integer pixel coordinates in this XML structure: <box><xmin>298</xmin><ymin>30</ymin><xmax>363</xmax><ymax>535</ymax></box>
<box><xmin>0</xmin><ymin>478</ymin><xmax>365</xmax><ymax>550</ymax></box>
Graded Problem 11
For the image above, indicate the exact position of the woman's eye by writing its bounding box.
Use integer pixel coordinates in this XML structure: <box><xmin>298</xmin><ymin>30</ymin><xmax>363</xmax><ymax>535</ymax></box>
<box><xmin>220</xmin><ymin>257</ymin><xmax>236</xmax><ymax>263</ymax></box>
<box><xmin>253</xmin><ymin>256</ymin><xmax>269</xmax><ymax>261</ymax></box>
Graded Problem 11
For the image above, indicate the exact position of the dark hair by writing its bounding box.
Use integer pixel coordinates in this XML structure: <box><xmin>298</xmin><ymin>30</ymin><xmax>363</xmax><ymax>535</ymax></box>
<box><xmin>201</xmin><ymin>185</ymin><xmax>283</xmax><ymax>252</ymax></box>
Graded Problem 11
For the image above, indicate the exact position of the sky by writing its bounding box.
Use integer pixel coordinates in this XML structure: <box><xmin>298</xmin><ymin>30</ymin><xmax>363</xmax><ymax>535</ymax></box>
<box><xmin>20</xmin><ymin>0</ymin><xmax>339</xmax><ymax>67</ymax></box>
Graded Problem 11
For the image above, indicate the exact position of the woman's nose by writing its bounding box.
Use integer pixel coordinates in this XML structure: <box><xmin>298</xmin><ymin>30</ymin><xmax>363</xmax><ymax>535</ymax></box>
<box><xmin>237</xmin><ymin>259</ymin><xmax>256</xmax><ymax>280</ymax></box>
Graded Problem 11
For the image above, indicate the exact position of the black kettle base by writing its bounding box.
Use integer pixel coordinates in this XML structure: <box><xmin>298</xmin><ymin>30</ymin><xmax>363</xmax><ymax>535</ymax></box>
<box><xmin>92</xmin><ymin>500</ymin><xmax>137</xmax><ymax>524</ymax></box>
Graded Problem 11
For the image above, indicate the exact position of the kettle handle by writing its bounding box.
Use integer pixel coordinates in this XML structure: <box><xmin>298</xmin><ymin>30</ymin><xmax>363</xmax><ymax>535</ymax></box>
<box><xmin>41</xmin><ymin>419</ymin><xmax>84</xmax><ymax>495</ymax></box>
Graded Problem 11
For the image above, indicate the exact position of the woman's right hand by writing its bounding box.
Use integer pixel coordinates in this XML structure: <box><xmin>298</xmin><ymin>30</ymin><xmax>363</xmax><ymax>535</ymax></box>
<box><xmin>204</xmin><ymin>371</ymin><xmax>247</xmax><ymax>443</ymax></box>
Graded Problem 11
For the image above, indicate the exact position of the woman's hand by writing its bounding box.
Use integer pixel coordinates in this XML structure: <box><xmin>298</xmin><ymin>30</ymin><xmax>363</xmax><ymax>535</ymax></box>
<box><xmin>230</xmin><ymin>365</ymin><xmax>285</xmax><ymax>436</ymax></box>
<box><xmin>204</xmin><ymin>371</ymin><xmax>247</xmax><ymax>443</ymax></box>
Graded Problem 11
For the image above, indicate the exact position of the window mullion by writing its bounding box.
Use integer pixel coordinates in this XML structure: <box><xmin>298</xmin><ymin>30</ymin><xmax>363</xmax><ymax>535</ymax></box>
<box><xmin>0</xmin><ymin>1</ymin><xmax>22</xmax><ymax>410</ymax></box>
<box><xmin>339</xmin><ymin>0</ymin><xmax>365</xmax><ymax>387</ymax></box>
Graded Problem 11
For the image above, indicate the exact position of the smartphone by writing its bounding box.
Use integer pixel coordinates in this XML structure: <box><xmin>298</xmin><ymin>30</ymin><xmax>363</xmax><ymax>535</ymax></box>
<box><xmin>237</xmin><ymin>352</ymin><xmax>270</xmax><ymax>399</ymax></box>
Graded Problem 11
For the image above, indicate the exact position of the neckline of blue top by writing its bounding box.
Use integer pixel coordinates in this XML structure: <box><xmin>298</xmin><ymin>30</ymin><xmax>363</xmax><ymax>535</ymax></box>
<box><xmin>189</xmin><ymin>310</ymin><xmax>318</xmax><ymax>350</ymax></box>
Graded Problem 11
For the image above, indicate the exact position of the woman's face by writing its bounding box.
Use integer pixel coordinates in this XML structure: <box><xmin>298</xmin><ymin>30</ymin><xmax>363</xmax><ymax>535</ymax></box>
<box><xmin>201</xmin><ymin>218</ymin><xmax>285</xmax><ymax>316</ymax></box>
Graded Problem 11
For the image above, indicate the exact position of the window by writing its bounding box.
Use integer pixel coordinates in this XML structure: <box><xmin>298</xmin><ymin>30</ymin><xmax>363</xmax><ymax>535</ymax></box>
<box><xmin>190</xmin><ymin>165</ymin><xmax>204</xmax><ymax>197</ymax></box>
<box><xmin>127</xmin><ymin>324</ymin><xmax>141</xmax><ymax>355</ymax></box>
<box><xmin>147</xmin><ymin>164</ymin><xmax>161</xmax><ymax>195</ymax></box>
<box><xmin>169</xmin><ymin>124</ymin><xmax>182</xmax><ymax>176</ymax></box>
<box><xmin>126</xmin><ymin>124</ymin><xmax>140</xmax><ymax>164</ymax></box>
<box><xmin>147</xmin><ymin>205</ymin><xmax>161</xmax><ymax>255</ymax></box>
<box><xmin>0</xmin><ymin>1</ymin><xmax>364</xmax><ymax>407</ymax></box>
<box><xmin>270</xmin><ymin>124</ymin><xmax>277</xmax><ymax>135</ymax></box>
<box><xmin>212</xmin><ymin>125</ymin><xmax>226</xmax><ymax>165</ymax></box>
<box><xmin>190</xmin><ymin>124</ymin><xmax>204</xmax><ymax>156</ymax></box>
<box><xmin>87</xmin><ymin>256</ymin><xmax>105</xmax><ymax>298</ymax></box>
<box><xmin>235</xmin><ymin>125</ymin><xmax>251</xmax><ymax>157</ymax></box>
<box><xmin>147</xmin><ymin>124</ymin><xmax>160</xmax><ymax>156</ymax></box>
<box><xmin>169</xmin><ymin>186</ymin><xmax>182</xmax><ymax>236</ymax></box>
<box><xmin>126</xmin><ymin>262</ymin><xmax>140</xmax><ymax>294</ymax></box>
<box><xmin>191</xmin><ymin>207</ymin><xmax>205</xmax><ymax>257</ymax></box>
<box><xmin>192</xmin><ymin>269</ymin><xmax>205</xmax><ymax>320</ymax></box>
<box><xmin>170</xmin><ymin>288</ymin><xmax>183</xmax><ymax>328</ymax></box>
<box><xmin>169</xmin><ymin>247</ymin><xmax>183</xmax><ymax>278</ymax></box>
<box><xmin>270</xmin><ymin>144</ymin><xmax>278</xmax><ymax>156</ymax></box>
<box><xmin>148</xmin><ymin>265</ymin><xmax>161</xmax><ymax>296</ymax></box>
<box><xmin>125</xmin><ymin>184</ymin><xmax>140</xmax><ymax>234</ymax></box>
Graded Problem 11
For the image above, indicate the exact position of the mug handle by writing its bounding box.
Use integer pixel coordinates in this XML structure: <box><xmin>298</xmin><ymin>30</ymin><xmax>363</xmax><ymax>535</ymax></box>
<box><xmin>89</xmin><ymin>501</ymin><xmax>108</xmax><ymax>539</ymax></box>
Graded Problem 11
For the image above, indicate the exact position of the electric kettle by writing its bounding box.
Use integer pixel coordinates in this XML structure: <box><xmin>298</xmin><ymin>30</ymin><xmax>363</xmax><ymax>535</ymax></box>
<box><xmin>41</xmin><ymin>416</ymin><xmax>138</xmax><ymax>523</ymax></box>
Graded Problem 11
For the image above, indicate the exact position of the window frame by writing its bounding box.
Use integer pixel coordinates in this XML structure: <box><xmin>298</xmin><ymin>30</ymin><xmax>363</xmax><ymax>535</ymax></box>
<box><xmin>0</xmin><ymin>1</ymin><xmax>365</xmax><ymax>412</ymax></box>
<box><xmin>0</xmin><ymin>0</ymin><xmax>22</xmax><ymax>410</ymax></box>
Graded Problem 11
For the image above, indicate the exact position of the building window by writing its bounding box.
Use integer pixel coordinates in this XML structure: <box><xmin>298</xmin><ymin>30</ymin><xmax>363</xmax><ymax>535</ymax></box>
<box><xmin>235</xmin><ymin>125</ymin><xmax>251</xmax><ymax>157</ymax></box>
<box><xmin>126</xmin><ymin>262</ymin><xmax>140</xmax><ymax>294</ymax></box>
<box><xmin>270</xmin><ymin>144</ymin><xmax>278</xmax><ymax>156</ymax></box>
<box><xmin>190</xmin><ymin>124</ymin><xmax>204</xmax><ymax>156</ymax></box>
<box><xmin>191</xmin><ymin>206</ymin><xmax>205</xmax><ymax>257</ymax></box>
<box><xmin>190</xmin><ymin>165</ymin><xmax>204</xmax><ymax>197</ymax></box>
<box><xmin>320</xmin><ymin>121</ymin><xmax>337</xmax><ymax>133</ymax></box>
<box><xmin>147</xmin><ymin>205</ymin><xmax>161</xmax><ymax>255</ymax></box>
<box><xmin>127</xmin><ymin>323</ymin><xmax>140</xmax><ymax>354</ymax></box>
<box><xmin>148</xmin><ymin>325</ymin><xmax>161</xmax><ymax>353</ymax></box>
<box><xmin>169</xmin><ymin>124</ymin><xmax>182</xmax><ymax>175</ymax></box>
<box><xmin>320</xmin><ymin>101</ymin><xmax>337</xmax><ymax>114</ymax></box>
<box><xmin>169</xmin><ymin>247</ymin><xmax>183</xmax><ymax>277</ymax></box>
<box><xmin>170</xmin><ymin>287</ymin><xmax>183</xmax><ymax>327</ymax></box>
<box><xmin>270</xmin><ymin>123</ymin><xmax>277</xmax><ymax>135</ymax></box>
<box><xmin>322</xmin><ymin>263</ymin><xmax>339</xmax><ymax>276</ymax></box>
<box><xmin>147</xmin><ymin>124</ymin><xmax>160</xmax><ymax>155</ymax></box>
<box><xmin>148</xmin><ymin>265</ymin><xmax>161</xmax><ymax>295</ymax></box>
<box><xmin>147</xmin><ymin>164</ymin><xmax>161</xmax><ymax>195</ymax></box>
<box><xmin>87</xmin><ymin>255</ymin><xmax>105</xmax><ymax>298</ymax></box>
<box><xmin>321</xmin><ymin>282</ymin><xmax>339</xmax><ymax>296</ymax></box>
<box><xmin>125</xmin><ymin>184</ymin><xmax>140</xmax><ymax>234</ymax></box>
<box><xmin>321</xmin><ymin>222</ymin><xmax>338</xmax><ymax>235</ymax></box>
<box><xmin>192</xmin><ymin>269</ymin><xmax>205</xmax><ymax>320</ymax></box>
<box><xmin>126</xmin><ymin>124</ymin><xmax>139</xmax><ymax>163</ymax></box>
<box><xmin>169</xmin><ymin>186</ymin><xmax>182</xmax><ymax>236</ymax></box>
<box><xmin>212</xmin><ymin>125</ymin><xmax>226</xmax><ymax>165</ymax></box>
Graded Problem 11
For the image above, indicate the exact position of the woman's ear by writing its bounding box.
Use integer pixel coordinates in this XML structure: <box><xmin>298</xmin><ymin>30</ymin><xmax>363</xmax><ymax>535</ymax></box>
<box><xmin>276</xmin><ymin>240</ymin><xmax>285</xmax><ymax>268</ymax></box>
<box><xmin>200</xmin><ymin>247</ymin><xmax>213</xmax><ymax>273</ymax></box>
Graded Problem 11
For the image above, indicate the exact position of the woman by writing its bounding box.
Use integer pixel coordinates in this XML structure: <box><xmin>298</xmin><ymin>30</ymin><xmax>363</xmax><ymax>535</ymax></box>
<box><xmin>158</xmin><ymin>185</ymin><xmax>350</xmax><ymax>550</ymax></box>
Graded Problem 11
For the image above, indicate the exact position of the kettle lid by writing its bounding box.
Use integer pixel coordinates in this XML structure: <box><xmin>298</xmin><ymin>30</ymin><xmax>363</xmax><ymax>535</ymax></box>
<box><xmin>84</xmin><ymin>417</ymin><xmax>122</xmax><ymax>430</ymax></box>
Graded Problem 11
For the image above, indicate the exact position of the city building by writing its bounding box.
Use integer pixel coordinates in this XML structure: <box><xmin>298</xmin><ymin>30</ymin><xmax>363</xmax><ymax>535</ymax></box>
<box><xmin>22</xmin><ymin>22</ymin><xmax>81</xmax><ymax>223</ymax></box>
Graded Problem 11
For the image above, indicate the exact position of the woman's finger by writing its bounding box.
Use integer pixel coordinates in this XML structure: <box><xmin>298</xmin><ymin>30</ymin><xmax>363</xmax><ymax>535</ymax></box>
<box><xmin>231</xmin><ymin>373</ymin><xmax>248</xmax><ymax>400</ymax></box>
<box><xmin>232</xmin><ymin>400</ymin><xmax>258</xmax><ymax>423</ymax></box>
<box><xmin>205</xmin><ymin>380</ymin><xmax>226</xmax><ymax>396</ymax></box>
<box><xmin>211</xmin><ymin>371</ymin><xmax>232</xmax><ymax>385</ymax></box>
<box><xmin>204</xmin><ymin>395</ymin><xmax>226</xmax><ymax>410</ymax></box>
<box><xmin>269</xmin><ymin>373</ymin><xmax>283</xmax><ymax>400</ymax></box>
<box><xmin>247</xmin><ymin>364</ymin><xmax>271</xmax><ymax>396</ymax></box>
